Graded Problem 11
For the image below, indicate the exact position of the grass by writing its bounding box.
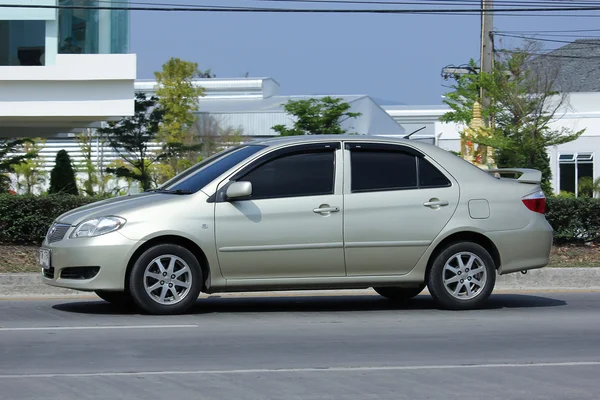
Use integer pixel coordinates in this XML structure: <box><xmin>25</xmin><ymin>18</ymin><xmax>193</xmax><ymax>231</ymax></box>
<box><xmin>0</xmin><ymin>243</ymin><xmax>598</xmax><ymax>274</ymax></box>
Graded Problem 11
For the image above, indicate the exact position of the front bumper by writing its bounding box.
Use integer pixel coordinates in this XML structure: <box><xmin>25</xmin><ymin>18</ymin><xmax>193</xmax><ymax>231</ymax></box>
<box><xmin>40</xmin><ymin>229</ymin><xmax>141</xmax><ymax>292</ymax></box>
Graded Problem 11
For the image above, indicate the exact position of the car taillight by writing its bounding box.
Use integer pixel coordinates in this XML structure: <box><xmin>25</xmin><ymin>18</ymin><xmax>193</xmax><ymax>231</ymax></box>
<box><xmin>522</xmin><ymin>190</ymin><xmax>546</xmax><ymax>214</ymax></box>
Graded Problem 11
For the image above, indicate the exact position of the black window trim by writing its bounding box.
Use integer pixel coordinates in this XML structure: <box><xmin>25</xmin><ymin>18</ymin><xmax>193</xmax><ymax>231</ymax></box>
<box><xmin>210</xmin><ymin>142</ymin><xmax>341</xmax><ymax>203</ymax></box>
<box><xmin>345</xmin><ymin>141</ymin><xmax>452</xmax><ymax>193</ymax></box>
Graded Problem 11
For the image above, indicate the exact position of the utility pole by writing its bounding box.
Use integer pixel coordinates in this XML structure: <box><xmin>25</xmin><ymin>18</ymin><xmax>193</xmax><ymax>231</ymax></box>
<box><xmin>480</xmin><ymin>0</ymin><xmax>494</xmax><ymax>127</ymax></box>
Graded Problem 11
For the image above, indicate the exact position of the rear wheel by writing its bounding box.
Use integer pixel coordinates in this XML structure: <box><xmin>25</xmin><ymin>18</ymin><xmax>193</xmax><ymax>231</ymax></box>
<box><xmin>129</xmin><ymin>244</ymin><xmax>202</xmax><ymax>315</ymax></box>
<box><xmin>94</xmin><ymin>290</ymin><xmax>134</xmax><ymax>308</ymax></box>
<box><xmin>427</xmin><ymin>242</ymin><xmax>496</xmax><ymax>310</ymax></box>
<box><xmin>373</xmin><ymin>285</ymin><xmax>425</xmax><ymax>301</ymax></box>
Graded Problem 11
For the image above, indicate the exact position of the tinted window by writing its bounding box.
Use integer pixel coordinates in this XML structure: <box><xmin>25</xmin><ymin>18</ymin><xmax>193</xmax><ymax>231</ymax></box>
<box><xmin>351</xmin><ymin>151</ymin><xmax>417</xmax><ymax>192</ymax></box>
<box><xmin>163</xmin><ymin>145</ymin><xmax>265</xmax><ymax>193</ymax></box>
<box><xmin>240</xmin><ymin>151</ymin><xmax>335</xmax><ymax>199</ymax></box>
<box><xmin>419</xmin><ymin>158</ymin><xmax>451</xmax><ymax>188</ymax></box>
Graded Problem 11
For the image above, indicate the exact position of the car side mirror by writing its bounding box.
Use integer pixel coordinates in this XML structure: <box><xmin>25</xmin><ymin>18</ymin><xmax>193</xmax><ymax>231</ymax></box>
<box><xmin>225</xmin><ymin>181</ymin><xmax>252</xmax><ymax>201</ymax></box>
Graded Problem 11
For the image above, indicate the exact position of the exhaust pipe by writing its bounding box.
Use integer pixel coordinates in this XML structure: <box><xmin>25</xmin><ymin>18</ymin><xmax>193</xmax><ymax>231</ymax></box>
<box><xmin>521</xmin><ymin>270</ymin><xmax>528</xmax><ymax>275</ymax></box>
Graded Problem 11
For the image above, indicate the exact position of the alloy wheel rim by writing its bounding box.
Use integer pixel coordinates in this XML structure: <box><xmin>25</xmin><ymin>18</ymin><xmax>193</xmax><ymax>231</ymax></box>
<box><xmin>442</xmin><ymin>252</ymin><xmax>487</xmax><ymax>300</ymax></box>
<box><xmin>143</xmin><ymin>255</ymin><xmax>192</xmax><ymax>305</ymax></box>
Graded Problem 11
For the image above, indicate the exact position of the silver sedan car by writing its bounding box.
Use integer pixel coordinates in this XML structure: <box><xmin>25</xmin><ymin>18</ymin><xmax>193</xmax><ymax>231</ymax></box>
<box><xmin>40</xmin><ymin>135</ymin><xmax>553</xmax><ymax>314</ymax></box>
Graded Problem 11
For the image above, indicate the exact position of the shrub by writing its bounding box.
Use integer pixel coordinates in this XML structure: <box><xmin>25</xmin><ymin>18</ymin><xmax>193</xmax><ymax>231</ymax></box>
<box><xmin>0</xmin><ymin>194</ymin><xmax>105</xmax><ymax>244</ymax></box>
<box><xmin>49</xmin><ymin>150</ymin><xmax>79</xmax><ymax>195</ymax></box>
<box><xmin>0</xmin><ymin>194</ymin><xmax>599</xmax><ymax>246</ymax></box>
<box><xmin>546</xmin><ymin>197</ymin><xmax>600</xmax><ymax>244</ymax></box>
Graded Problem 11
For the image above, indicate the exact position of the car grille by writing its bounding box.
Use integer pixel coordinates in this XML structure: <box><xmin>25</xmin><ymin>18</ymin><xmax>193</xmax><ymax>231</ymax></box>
<box><xmin>60</xmin><ymin>267</ymin><xmax>100</xmax><ymax>280</ymax></box>
<box><xmin>47</xmin><ymin>223</ymin><xmax>71</xmax><ymax>243</ymax></box>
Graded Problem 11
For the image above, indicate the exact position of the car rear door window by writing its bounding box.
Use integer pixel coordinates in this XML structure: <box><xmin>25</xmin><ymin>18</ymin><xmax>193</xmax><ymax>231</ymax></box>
<box><xmin>419</xmin><ymin>158</ymin><xmax>451</xmax><ymax>188</ymax></box>
<box><xmin>350</xmin><ymin>150</ymin><xmax>418</xmax><ymax>192</ymax></box>
<box><xmin>240</xmin><ymin>151</ymin><xmax>335</xmax><ymax>200</ymax></box>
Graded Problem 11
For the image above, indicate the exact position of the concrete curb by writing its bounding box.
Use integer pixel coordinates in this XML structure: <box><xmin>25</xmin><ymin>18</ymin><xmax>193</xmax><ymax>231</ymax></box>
<box><xmin>1</xmin><ymin>268</ymin><xmax>599</xmax><ymax>298</ymax></box>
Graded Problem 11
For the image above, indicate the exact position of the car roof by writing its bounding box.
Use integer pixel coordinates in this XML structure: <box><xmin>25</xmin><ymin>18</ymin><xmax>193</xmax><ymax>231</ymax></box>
<box><xmin>243</xmin><ymin>134</ymin><xmax>498</xmax><ymax>185</ymax></box>
<box><xmin>248</xmin><ymin>134</ymin><xmax>425</xmax><ymax>148</ymax></box>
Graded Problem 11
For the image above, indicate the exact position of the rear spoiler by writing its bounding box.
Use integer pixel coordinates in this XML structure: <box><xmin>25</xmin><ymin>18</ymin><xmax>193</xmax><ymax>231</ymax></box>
<box><xmin>486</xmin><ymin>168</ymin><xmax>542</xmax><ymax>184</ymax></box>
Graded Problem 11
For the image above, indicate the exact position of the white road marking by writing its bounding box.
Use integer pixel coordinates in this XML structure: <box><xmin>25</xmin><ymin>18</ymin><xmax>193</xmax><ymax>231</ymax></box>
<box><xmin>0</xmin><ymin>324</ymin><xmax>198</xmax><ymax>332</ymax></box>
<box><xmin>1</xmin><ymin>361</ymin><xmax>599</xmax><ymax>379</ymax></box>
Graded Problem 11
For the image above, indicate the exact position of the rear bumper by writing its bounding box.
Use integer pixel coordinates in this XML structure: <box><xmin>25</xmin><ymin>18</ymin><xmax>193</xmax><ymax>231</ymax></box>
<box><xmin>40</xmin><ymin>230</ymin><xmax>141</xmax><ymax>291</ymax></box>
<box><xmin>488</xmin><ymin>215</ymin><xmax>554</xmax><ymax>275</ymax></box>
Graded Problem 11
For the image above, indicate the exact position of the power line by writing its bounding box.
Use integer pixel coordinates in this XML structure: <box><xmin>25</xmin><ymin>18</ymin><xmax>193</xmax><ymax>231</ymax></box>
<box><xmin>500</xmin><ymin>33</ymin><xmax>600</xmax><ymax>38</ymax></box>
<box><xmin>257</xmin><ymin>0</ymin><xmax>600</xmax><ymax>5</ymax></box>
<box><xmin>4</xmin><ymin>2</ymin><xmax>600</xmax><ymax>13</ymax></box>
<box><xmin>497</xmin><ymin>28</ymin><xmax>600</xmax><ymax>33</ymax></box>
<box><xmin>496</xmin><ymin>32</ymin><xmax>600</xmax><ymax>45</ymax></box>
<box><xmin>498</xmin><ymin>48</ymin><xmax>600</xmax><ymax>58</ymax></box>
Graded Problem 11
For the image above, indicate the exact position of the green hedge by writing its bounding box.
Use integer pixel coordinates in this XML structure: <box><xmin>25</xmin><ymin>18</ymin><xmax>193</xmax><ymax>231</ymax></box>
<box><xmin>546</xmin><ymin>197</ymin><xmax>600</xmax><ymax>244</ymax></box>
<box><xmin>0</xmin><ymin>194</ymin><xmax>103</xmax><ymax>245</ymax></box>
<box><xmin>0</xmin><ymin>194</ymin><xmax>599</xmax><ymax>246</ymax></box>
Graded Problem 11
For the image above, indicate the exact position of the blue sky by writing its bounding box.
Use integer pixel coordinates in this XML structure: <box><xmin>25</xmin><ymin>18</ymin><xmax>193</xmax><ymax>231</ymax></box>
<box><xmin>130</xmin><ymin>2</ymin><xmax>600</xmax><ymax>105</ymax></box>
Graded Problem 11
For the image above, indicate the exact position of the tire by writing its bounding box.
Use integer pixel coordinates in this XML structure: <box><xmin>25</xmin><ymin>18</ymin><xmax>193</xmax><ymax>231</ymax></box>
<box><xmin>94</xmin><ymin>290</ymin><xmax>134</xmax><ymax>308</ymax></box>
<box><xmin>373</xmin><ymin>285</ymin><xmax>425</xmax><ymax>301</ymax></box>
<box><xmin>128</xmin><ymin>244</ymin><xmax>203</xmax><ymax>315</ymax></box>
<box><xmin>427</xmin><ymin>242</ymin><xmax>496</xmax><ymax>310</ymax></box>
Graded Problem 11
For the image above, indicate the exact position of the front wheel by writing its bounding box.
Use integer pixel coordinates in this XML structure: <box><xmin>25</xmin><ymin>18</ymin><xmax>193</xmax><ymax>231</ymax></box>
<box><xmin>427</xmin><ymin>242</ymin><xmax>496</xmax><ymax>310</ymax></box>
<box><xmin>129</xmin><ymin>244</ymin><xmax>203</xmax><ymax>315</ymax></box>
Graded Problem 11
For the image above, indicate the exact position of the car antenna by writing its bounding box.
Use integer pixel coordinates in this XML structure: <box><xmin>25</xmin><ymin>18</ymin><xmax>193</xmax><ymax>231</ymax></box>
<box><xmin>403</xmin><ymin>126</ymin><xmax>426</xmax><ymax>139</ymax></box>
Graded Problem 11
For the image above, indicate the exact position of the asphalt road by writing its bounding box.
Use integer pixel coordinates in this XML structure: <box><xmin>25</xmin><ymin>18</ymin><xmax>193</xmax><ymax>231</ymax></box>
<box><xmin>1</xmin><ymin>291</ymin><xmax>599</xmax><ymax>400</ymax></box>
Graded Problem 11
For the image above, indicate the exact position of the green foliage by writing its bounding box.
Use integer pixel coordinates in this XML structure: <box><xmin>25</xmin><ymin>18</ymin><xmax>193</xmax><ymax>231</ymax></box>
<box><xmin>0</xmin><ymin>193</ymin><xmax>598</xmax><ymax>246</ymax></box>
<box><xmin>577</xmin><ymin>176</ymin><xmax>600</xmax><ymax>198</ymax></box>
<box><xmin>0</xmin><ymin>138</ymin><xmax>38</xmax><ymax>193</ymax></box>
<box><xmin>12</xmin><ymin>139</ymin><xmax>47</xmax><ymax>195</ymax></box>
<box><xmin>154</xmin><ymin>57</ymin><xmax>204</xmax><ymax>144</ymax></box>
<box><xmin>441</xmin><ymin>43</ymin><xmax>584</xmax><ymax>195</ymax></box>
<box><xmin>154</xmin><ymin>57</ymin><xmax>206</xmax><ymax>174</ymax></box>
<box><xmin>272</xmin><ymin>97</ymin><xmax>362</xmax><ymax>136</ymax></box>
<box><xmin>75</xmin><ymin>129</ymin><xmax>99</xmax><ymax>196</ymax></box>
<box><xmin>546</xmin><ymin>197</ymin><xmax>600</xmax><ymax>244</ymax></box>
<box><xmin>49</xmin><ymin>150</ymin><xmax>79</xmax><ymax>195</ymax></box>
<box><xmin>98</xmin><ymin>92</ymin><xmax>166</xmax><ymax>191</ymax></box>
<box><xmin>0</xmin><ymin>194</ymin><xmax>107</xmax><ymax>244</ymax></box>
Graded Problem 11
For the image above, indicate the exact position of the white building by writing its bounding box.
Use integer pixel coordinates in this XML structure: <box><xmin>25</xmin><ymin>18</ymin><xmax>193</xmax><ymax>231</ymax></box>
<box><xmin>0</xmin><ymin>0</ymin><xmax>136</xmax><ymax>138</ymax></box>
<box><xmin>3</xmin><ymin>22</ymin><xmax>597</xmax><ymax>197</ymax></box>
<box><xmin>135</xmin><ymin>78</ymin><xmax>406</xmax><ymax>138</ymax></box>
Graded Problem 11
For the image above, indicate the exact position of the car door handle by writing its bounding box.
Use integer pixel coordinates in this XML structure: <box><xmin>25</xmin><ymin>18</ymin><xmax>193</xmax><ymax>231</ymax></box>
<box><xmin>423</xmin><ymin>200</ymin><xmax>449</xmax><ymax>208</ymax></box>
<box><xmin>313</xmin><ymin>206</ymin><xmax>340</xmax><ymax>214</ymax></box>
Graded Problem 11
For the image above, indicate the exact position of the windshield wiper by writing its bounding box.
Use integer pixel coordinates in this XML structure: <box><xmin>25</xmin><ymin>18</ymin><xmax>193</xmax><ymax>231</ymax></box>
<box><xmin>147</xmin><ymin>188</ymin><xmax>194</xmax><ymax>195</ymax></box>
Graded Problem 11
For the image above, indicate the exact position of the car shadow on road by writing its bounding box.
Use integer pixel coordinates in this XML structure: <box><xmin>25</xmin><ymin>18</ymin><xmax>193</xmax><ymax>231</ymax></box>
<box><xmin>51</xmin><ymin>293</ymin><xmax>567</xmax><ymax>316</ymax></box>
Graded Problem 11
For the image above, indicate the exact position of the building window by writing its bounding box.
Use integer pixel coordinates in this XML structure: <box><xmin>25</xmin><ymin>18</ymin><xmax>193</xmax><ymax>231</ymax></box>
<box><xmin>58</xmin><ymin>0</ymin><xmax>129</xmax><ymax>55</ymax></box>
<box><xmin>0</xmin><ymin>20</ymin><xmax>46</xmax><ymax>66</ymax></box>
<box><xmin>559</xmin><ymin>152</ymin><xmax>594</xmax><ymax>196</ymax></box>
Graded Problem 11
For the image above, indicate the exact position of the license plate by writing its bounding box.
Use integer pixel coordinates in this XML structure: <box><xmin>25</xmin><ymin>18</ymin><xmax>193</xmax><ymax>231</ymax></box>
<box><xmin>39</xmin><ymin>248</ymin><xmax>51</xmax><ymax>270</ymax></box>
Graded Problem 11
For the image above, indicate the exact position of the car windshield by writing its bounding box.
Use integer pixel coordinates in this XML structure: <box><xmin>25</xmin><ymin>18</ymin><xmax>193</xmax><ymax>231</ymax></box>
<box><xmin>156</xmin><ymin>144</ymin><xmax>266</xmax><ymax>193</ymax></box>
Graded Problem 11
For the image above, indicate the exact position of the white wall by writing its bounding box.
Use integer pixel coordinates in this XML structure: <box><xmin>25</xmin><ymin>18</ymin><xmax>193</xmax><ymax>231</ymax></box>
<box><xmin>0</xmin><ymin>53</ymin><xmax>136</xmax><ymax>136</ymax></box>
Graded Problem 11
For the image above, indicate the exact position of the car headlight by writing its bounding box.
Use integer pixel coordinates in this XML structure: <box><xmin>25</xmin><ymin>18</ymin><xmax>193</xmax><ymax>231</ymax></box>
<box><xmin>70</xmin><ymin>216</ymin><xmax>126</xmax><ymax>238</ymax></box>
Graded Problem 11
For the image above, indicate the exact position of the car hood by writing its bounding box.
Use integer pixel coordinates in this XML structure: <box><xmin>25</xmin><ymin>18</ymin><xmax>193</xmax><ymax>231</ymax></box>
<box><xmin>55</xmin><ymin>192</ymin><xmax>187</xmax><ymax>225</ymax></box>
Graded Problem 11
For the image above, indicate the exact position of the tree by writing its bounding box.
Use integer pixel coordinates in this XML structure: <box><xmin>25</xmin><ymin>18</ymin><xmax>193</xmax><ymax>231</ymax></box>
<box><xmin>49</xmin><ymin>150</ymin><xmax>79</xmax><ymax>195</ymax></box>
<box><xmin>196</xmin><ymin>114</ymin><xmax>244</xmax><ymax>158</ymax></box>
<box><xmin>0</xmin><ymin>138</ymin><xmax>37</xmax><ymax>193</ymax></box>
<box><xmin>440</xmin><ymin>42</ymin><xmax>584</xmax><ymax>195</ymax></box>
<box><xmin>75</xmin><ymin>129</ymin><xmax>99</xmax><ymax>196</ymax></box>
<box><xmin>272</xmin><ymin>97</ymin><xmax>362</xmax><ymax>136</ymax></box>
<box><xmin>97</xmin><ymin>92</ymin><xmax>167</xmax><ymax>192</ymax></box>
<box><xmin>578</xmin><ymin>176</ymin><xmax>600</xmax><ymax>198</ymax></box>
<box><xmin>12</xmin><ymin>139</ymin><xmax>46</xmax><ymax>194</ymax></box>
<box><xmin>154</xmin><ymin>57</ymin><xmax>205</xmax><ymax>174</ymax></box>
